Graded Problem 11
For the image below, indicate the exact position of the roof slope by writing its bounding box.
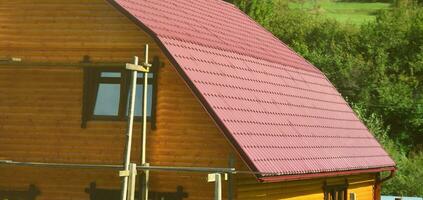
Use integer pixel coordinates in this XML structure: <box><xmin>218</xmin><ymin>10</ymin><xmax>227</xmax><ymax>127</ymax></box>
<box><xmin>109</xmin><ymin>0</ymin><xmax>395</xmax><ymax>179</ymax></box>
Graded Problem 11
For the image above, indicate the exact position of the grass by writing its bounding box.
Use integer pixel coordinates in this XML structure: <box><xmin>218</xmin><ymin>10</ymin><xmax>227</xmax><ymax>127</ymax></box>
<box><xmin>289</xmin><ymin>0</ymin><xmax>391</xmax><ymax>24</ymax></box>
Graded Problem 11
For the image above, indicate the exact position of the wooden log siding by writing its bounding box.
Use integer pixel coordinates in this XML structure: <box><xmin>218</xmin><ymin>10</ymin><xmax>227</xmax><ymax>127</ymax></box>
<box><xmin>0</xmin><ymin>0</ymin><xmax>379</xmax><ymax>200</ymax></box>
<box><xmin>0</xmin><ymin>0</ymin><xmax>236</xmax><ymax>199</ymax></box>
<box><xmin>0</xmin><ymin>0</ymin><xmax>158</xmax><ymax>63</ymax></box>
<box><xmin>0</xmin><ymin>65</ymin><xmax>236</xmax><ymax>199</ymax></box>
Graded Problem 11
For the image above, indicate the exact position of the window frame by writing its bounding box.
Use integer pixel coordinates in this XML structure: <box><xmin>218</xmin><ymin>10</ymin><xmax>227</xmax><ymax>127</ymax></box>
<box><xmin>323</xmin><ymin>179</ymin><xmax>348</xmax><ymax>200</ymax></box>
<box><xmin>92</xmin><ymin>69</ymin><xmax>126</xmax><ymax>120</ymax></box>
<box><xmin>81</xmin><ymin>57</ymin><xmax>160</xmax><ymax>128</ymax></box>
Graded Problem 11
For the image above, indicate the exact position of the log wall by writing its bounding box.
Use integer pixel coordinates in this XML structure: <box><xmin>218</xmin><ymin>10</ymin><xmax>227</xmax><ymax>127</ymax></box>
<box><xmin>0</xmin><ymin>0</ymin><xmax>237</xmax><ymax>199</ymax></box>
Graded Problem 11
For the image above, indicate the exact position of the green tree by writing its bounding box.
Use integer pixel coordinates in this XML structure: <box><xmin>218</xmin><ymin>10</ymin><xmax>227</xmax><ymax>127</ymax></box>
<box><xmin>354</xmin><ymin>104</ymin><xmax>423</xmax><ymax>197</ymax></box>
<box><xmin>231</xmin><ymin>0</ymin><xmax>275</xmax><ymax>27</ymax></box>
<box><xmin>358</xmin><ymin>8</ymin><xmax>423</xmax><ymax>148</ymax></box>
<box><xmin>266</xmin><ymin>10</ymin><xmax>370</xmax><ymax>102</ymax></box>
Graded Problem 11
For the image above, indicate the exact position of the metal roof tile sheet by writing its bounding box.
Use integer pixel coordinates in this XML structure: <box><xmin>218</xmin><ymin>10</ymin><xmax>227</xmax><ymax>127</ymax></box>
<box><xmin>112</xmin><ymin>0</ymin><xmax>395</xmax><ymax>178</ymax></box>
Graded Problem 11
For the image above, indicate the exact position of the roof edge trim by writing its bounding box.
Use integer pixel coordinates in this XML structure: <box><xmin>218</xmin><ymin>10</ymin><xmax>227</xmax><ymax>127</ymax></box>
<box><xmin>259</xmin><ymin>167</ymin><xmax>396</xmax><ymax>183</ymax></box>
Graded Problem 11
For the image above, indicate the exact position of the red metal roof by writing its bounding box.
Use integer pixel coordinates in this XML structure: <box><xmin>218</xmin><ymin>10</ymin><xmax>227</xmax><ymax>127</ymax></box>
<box><xmin>109</xmin><ymin>0</ymin><xmax>395</xmax><ymax>180</ymax></box>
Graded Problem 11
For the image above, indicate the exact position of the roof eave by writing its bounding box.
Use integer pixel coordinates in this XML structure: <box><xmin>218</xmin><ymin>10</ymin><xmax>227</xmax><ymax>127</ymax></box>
<box><xmin>259</xmin><ymin>166</ymin><xmax>396</xmax><ymax>183</ymax></box>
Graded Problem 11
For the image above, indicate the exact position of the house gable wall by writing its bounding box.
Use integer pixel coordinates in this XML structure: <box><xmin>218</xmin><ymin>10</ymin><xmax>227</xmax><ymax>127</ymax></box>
<box><xmin>0</xmin><ymin>0</ymin><xmax>238</xmax><ymax>199</ymax></box>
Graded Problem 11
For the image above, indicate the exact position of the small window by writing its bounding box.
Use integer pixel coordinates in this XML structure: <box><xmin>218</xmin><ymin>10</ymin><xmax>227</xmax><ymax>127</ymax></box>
<box><xmin>81</xmin><ymin>60</ymin><xmax>159</xmax><ymax>128</ymax></box>
<box><xmin>323</xmin><ymin>180</ymin><xmax>348</xmax><ymax>200</ymax></box>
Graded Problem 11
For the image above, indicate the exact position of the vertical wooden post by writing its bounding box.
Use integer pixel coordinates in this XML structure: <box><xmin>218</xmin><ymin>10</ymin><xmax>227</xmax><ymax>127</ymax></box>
<box><xmin>140</xmin><ymin>163</ymin><xmax>150</xmax><ymax>200</ymax></box>
<box><xmin>140</xmin><ymin>44</ymin><xmax>151</xmax><ymax>200</ymax></box>
<box><xmin>374</xmin><ymin>173</ymin><xmax>382</xmax><ymax>200</ymax></box>
<box><xmin>122</xmin><ymin>46</ymin><xmax>151</xmax><ymax>200</ymax></box>
<box><xmin>128</xmin><ymin>163</ymin><xmax>137</xmax><ymax>200</ymax></box>
<box><xmin>214</xmin><ymin>173</ymin><xmax>222</xmax><ymax>200</ymax></box>
<box><xmin>121</xmin><ymin>56</ymin><xmax>139</xmax><ymax>200</ymax></box>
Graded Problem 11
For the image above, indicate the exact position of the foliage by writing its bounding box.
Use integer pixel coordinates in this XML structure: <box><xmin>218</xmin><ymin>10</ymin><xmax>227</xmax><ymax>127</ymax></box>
<box><xmin>288</xmin><ymin>0</ymin><xmax>391</xmax><ymax>25</ymax></box>
<box><xmin>265</xmin><ymin>10</ymin><xmax>369</xmax><ymax>100</ymax></box>
<box><xmin>353</xmin><ymin>104</ymin><xmax>423</xmax><ymax>197</ymax></box>
<box><xmin>228</xmin><ymin>0</ymin><xmax>275</xmax><ymax>26</ymax></box>
<box><xmin>357</xmin><ymin>8</ymin><xmax>423</xmax><ymax>149</ymax></box>
<box><xmin>385</xmin><ymin>153</ymin><xmax>423</xmax><ymax>196</ymax></box>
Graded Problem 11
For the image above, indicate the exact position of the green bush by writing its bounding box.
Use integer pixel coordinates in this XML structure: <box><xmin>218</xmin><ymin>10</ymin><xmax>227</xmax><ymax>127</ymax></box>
<box><xmin>354</xmin><ymin>104</ymin><xmax>423</xmax><ymax>197</ymax></box>
<box><xmin>358</xmin><ymin>8</ymin><xmax>423</xmax><ymax>148</ymax></box>
<box><xmin>384</xmin><ymin>153</ymin><xmax>423</xmax><ymax>196</ymax></box>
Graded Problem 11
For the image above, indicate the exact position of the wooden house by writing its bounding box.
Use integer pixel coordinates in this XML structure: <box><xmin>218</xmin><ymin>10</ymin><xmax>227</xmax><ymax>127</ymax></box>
<box><xmin>0</xmin><ymin>0</ymin><xmax>396</xmax><ymax>200</ymax></box>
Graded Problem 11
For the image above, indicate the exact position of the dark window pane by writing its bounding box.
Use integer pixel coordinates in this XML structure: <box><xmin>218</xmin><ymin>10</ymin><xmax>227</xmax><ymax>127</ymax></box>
<box><xmin>94</xmin><ymin>84</ymin><xmax>120</xmax><ymax>116</ymax></box>
<box><xmin>101</xmin><ymin>72</ymin><xmax>121</xmax><ymax>78</ymax></box>
<box><xmin>127</xmin><ymin>84</ymin><xmax>153</xmax><ymax>117</ymax></box>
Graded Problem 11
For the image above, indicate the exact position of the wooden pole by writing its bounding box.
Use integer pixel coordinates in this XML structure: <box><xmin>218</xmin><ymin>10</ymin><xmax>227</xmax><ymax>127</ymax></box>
<box><xmin>214</xmin><ymin>173</ymin><xmax>222</xmax><ymax>200</ymax></box>
<box><xmin>140</xmin><ymin>44</ymin><xmax>151</xmax><ymax>200</ymax></box>
<box><xmin>121</xmin><ymin>56</ymin><xmax>139</xmax><ymax>200</ymax></box>
<box><xmin>128</xmin><ymin>163</ymin><xmax>137</xmax><ymax>200</ymax></box>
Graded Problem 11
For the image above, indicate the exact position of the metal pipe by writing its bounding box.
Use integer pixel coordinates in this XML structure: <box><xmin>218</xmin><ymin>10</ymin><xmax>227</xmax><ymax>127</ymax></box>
<box><xmin>0</xmin><ymin>160</ymin><xmax>236</xmax><ymax>173</ymax></box>
<box><xmin>0</xmin><ymin>61</ymin><xmax>126</xmax><ymax>68</ymax></box>
<box><xmin>121</xmin><ymin>56</ymin><xmax>139</xmax><ymax>200</ymax></box>
<box><xmin>379</xmin><ymin>169</ymin><xmax>396</xmax><ymax>183</ymax></box>
<box><xmin>136</xmin><ymin>165</ymin><xmax>236</xmax><ymax>173</ymax></box>
<box><xmin>2</xmin><ymin>159</ymin><xmax>394</xmax><ymax>178</ymax></box>
<box><xmin>0</xmin><ymin>160</ymin><xmax>122</xmax><ymax>169</ymax></box>
<box><xmin>374</xmin><ymin>169</ymin><xmax>396</xmax><ymax>200</ymax></box>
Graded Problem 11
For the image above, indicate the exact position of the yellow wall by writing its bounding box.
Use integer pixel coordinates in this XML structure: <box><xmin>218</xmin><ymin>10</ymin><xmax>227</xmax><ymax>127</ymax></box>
<box><xmin>237</xmin><ymin>173</ymin><xmax>376</xmax><ymax>200</ymax></box>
